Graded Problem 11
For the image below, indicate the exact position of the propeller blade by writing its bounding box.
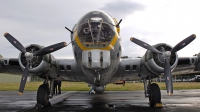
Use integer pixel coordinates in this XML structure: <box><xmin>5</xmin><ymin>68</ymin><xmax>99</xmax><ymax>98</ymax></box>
<box><xmin>164</xmin><ymin>59</ymin><xmax>173</xmax><ymax>95</ymax></box>
<box><xmin>19</xmin><ymin>63</ymin><xmax>29</xmax><ymax>94</ymax></box>
<box><xmin>130</xmin><ymin>37</ymin><xmax>162</xmax><ymax>54</ymax></box>
<box><xmin>4</xmin><ymin>33</ymin><xmax>26</xmax><ymax>53</ymax></box>
<box><xmin>33</xmin><ymin>42</ymin><xmax>67</xmax><ymax>56</ymax></box>
<box><xmin>171</xmin><ymin>34</ymin><xmax>196</xmax><ymax>53</ymax></box>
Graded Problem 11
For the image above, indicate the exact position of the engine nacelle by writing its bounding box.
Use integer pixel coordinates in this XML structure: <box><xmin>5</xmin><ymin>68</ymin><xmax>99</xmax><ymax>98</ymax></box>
<box><xmin>18</xmin><ymin>44</ymin><xmax>57</xmax><ymax>78</ymax></box>
<box><xmin>194</xmin><ymin>52</ymin><xmax>200</xmax><ymax>71</ymax></box>
<box><xmin>141</xmin><ymin>43</ymin><xmax>178</xmax><ymax>76</ymax></box>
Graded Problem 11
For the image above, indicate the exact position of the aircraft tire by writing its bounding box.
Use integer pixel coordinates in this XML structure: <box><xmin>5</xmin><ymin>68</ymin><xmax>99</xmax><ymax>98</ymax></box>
<box><xmin>148</xmin><ymin>83</ymin><xmax>161</xmax><ymax>107</ymax></box>
<box><xmin>37</xmin><ymin>84</ymin><xmax>50</xmax><ymax>107</ymax></box>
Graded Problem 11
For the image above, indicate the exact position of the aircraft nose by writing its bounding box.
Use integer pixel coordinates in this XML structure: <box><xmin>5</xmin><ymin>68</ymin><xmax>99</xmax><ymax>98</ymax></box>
<box><xmin>82</xmin><ymin>50</ymin><xmax>111</xmax><ymax>69</ymax></box>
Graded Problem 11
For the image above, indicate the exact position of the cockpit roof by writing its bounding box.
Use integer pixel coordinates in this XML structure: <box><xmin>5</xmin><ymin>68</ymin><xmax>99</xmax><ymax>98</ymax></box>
<box><xmin>76</xmin><ymin>11</ymin><xmax>116</xmax><ymax>27</ymax></box>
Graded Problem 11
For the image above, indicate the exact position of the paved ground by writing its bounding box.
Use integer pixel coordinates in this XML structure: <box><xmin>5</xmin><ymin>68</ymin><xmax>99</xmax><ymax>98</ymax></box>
<box><xmin>1</xmin><ymin>90</ymin><xmax>200</xmax><ymax>112</ymax></box>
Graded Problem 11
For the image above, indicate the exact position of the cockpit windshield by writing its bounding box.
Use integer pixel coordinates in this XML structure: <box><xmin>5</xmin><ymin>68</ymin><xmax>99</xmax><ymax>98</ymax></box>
<box><xmin>76</xmin><ymin>11</ymin><xmax>116</xmax><ymax>48</ymax></box>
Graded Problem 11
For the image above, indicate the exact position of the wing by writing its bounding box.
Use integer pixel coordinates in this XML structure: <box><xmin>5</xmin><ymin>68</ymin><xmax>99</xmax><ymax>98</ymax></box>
<box><xmin>0</xmin><ymin>56</ymin><xmax>83</xmax><ymax>81</ymax></box>
<box><xmin>56</xmin><ymin>59</ymin><xmax>87</xmax><ymax>81</ymax></box>
<box><xmin>0</xmin><ymin>57</ymin><xmax>22</xmax><ymax>74</ymax></box>
<box><xmin>111</xmin><ymin>58</ymin><xmax>142</xmax><ymax>82</ymax></box>
<box><xmin>173</xmin><ymin>57</ymin><xmax>200</xmax><ymax>75</ymax></box>
<box><xmin>111</xmin><ymin>55</ymin><xmax>200</xmax><ymax>82</ymax></box>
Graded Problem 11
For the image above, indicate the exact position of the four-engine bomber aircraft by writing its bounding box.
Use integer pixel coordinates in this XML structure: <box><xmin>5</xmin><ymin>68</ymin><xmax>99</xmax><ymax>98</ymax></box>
<box><xmin>0</xmin><ymin>10</ymin><xmax>200</xmax><ymax>107</ymax></box>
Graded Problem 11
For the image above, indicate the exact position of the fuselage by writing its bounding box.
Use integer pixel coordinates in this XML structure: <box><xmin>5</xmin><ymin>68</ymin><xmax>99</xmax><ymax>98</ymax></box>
<box><xmin>71</xmin><ymin>11</ymin><xmax>122</xmax><ymax>86</ymax></box>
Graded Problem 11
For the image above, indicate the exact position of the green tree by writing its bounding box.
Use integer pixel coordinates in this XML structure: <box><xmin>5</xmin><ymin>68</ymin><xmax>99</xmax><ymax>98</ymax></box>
<box><xmin>121</xmin><ymin>56</ymin><xmax>129</xmax><ymax>59</ymax></box>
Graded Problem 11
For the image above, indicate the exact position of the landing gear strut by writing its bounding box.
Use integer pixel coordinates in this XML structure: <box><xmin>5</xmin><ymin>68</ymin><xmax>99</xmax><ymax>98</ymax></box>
<box><xmin>143</xmin><ymin>77</ymin><xmax>161</xmax><ymax>107</ymax></box>
<box><xmin>89</xmin><ymin>86</ymin><xmax>96</xmax><ymax>94</ymax></box>
<box><xmin>89</xmin><ymin>86</ymin><xmax>106</xmax><ymax>94</ymax></box>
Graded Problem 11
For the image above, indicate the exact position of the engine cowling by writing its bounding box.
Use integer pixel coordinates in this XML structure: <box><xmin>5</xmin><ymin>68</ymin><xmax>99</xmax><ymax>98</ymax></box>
<box><xmin>195</xmin><ymin>52</ymin><xmax>200</xmax><ymax>71</ymax></box>
<box><xmin>18</xmin><ymin>44</ymin><xmax>57</xmax><ymax>78</ymax></box>
<box><xmin>142</xmin><ymin>43</ymin><xmax>178</xmax><ymax>76</ymax></box>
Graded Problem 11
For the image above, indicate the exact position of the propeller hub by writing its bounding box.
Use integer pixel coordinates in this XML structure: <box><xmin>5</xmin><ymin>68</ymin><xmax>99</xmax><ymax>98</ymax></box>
<box><xmin>25</xmin><ymin>52</ymin><xmax>33</xmax><ymax>60</ymax></box>
<box><xmin>157</xmin><ymin>51</ymin><xmax>171</xmax><ymax>64</ymax></box>
<box><xmin>163</xmin><ymin>51</ymin><xmax>171</xmax><ymax>60</ymax></box>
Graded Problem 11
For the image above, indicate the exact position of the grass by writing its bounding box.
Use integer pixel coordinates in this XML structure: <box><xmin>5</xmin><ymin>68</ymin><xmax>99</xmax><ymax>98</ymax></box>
<box><xmin>0</xmin><ymin>81</ymin><xmax>200</xmax><ymax>91</ymax></box>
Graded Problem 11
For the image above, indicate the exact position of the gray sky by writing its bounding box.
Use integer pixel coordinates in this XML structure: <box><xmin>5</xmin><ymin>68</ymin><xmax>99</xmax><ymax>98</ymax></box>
<box><xmin>0</xmin><ymin>0</ymin><xmax>199</xmax><ymax>59</ymax></box>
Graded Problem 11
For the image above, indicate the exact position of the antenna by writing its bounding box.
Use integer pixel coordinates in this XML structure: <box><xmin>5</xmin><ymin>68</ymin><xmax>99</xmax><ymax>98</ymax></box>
<box><xmin>65</xmin><ymin>27</ymin><xmax>73</xmax><ymax>34</ymax></box>
<box><xmin>116</xmin><ymin>19</ymin><xmax>122</xmax><ymax>27</ymax></box>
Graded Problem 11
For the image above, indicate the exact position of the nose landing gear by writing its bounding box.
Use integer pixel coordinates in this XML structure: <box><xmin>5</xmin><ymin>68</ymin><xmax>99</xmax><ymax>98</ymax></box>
<box><xmin>89</xmin><ymin>87</ymin><xmax>96</xmax><ymax>94</ymax></box>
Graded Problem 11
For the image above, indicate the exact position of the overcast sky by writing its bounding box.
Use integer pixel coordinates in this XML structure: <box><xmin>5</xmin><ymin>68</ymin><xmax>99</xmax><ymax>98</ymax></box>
<box><xmin>0</xmin><ymin>0</ymin><xmax>199</xmax><ymax>59</ymax></box>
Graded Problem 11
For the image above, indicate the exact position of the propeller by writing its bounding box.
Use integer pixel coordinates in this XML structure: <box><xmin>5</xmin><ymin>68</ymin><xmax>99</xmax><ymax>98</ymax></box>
<box><xmin>171</xmin><ymin>34</ymin><xmax>196</xmax><ymax>53</ymax></box>
<box><xmin>33</xmin><ymin>42</ymin><xmax>67</xmax><ymax>56</ymax></box>
<box><xmin>19</xmin><ymin>63</ymin><xmax>29</xmax><ymax>95</ymax></box>
<box><xmin>4</xmin><ymin>32</ymin><xmax>67</xmax><ymax>94</ymax></box>
<box><xmin>130</xmin><ymin>37</ymin><xmax>162</xmax><ymax>54</ymax></box>
<box><xmin>164</xmin><ymin>59</ymin><xmax>173</xmax><ymax>95</ymax></box>
<box><xmin>4</xmin><ymin>33</ymin><xmax>26</xmax><ymax>53</ymax></box>
<box><xmin>130</xmin><ymin>34</ymin><xmax>196</xmax><ymax>95</ymax></box>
